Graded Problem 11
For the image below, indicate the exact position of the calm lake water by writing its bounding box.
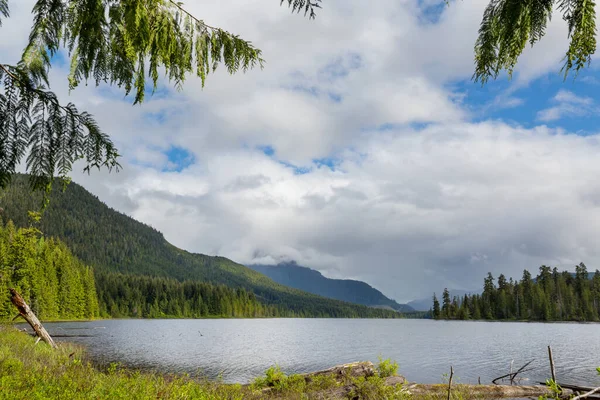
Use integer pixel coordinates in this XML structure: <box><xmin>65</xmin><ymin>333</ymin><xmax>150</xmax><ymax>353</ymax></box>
<box><xmin>32</xmin><ymin>319</ymin><xmax>600</xmax><ymax>385</ymax></box>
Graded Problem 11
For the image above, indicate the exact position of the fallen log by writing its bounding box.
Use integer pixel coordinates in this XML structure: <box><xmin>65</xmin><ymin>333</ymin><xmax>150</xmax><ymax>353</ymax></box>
<box><xmin>404</xmin><ymin>383</ymin><xmax>574</xmax><ymax>399</ymax></box>
<box><xmin>9</xmin><ymin>288</ymin><xmax>57</xmax><ymax>349</ymax></box>
<box><xmin>553</xmin><ymin>384</ymin><xmax>600</xmax><ymax>400</ymax></box>
<box><xmin>300</xmin><ymin>361</ymin><xmax>378</xmax><ymax>381</ymax></box>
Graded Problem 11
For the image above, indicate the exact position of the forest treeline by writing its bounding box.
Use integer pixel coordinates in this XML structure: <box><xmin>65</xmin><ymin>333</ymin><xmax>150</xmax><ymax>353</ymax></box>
<box><xmin>95</xmin><ymin>272</ymin><xmax>406</xmax><ymax>318</ymax></box>
<box><xmin>96</xmin><ymin>272</ymin><xmax>284</xmax><ymax>318</ymax></box>
<box><xmin>432</xmin><ymin>263</ymin><xmax>600</xmax><ymax>321</ymax></box>
<box><xmin>0</xmin><ymin>220</ymin><xmax>99</xmax><ymax>320</ymax></box>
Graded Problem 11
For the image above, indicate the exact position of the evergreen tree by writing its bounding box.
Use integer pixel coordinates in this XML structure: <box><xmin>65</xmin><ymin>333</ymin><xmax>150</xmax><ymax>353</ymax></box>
<box><xmin>0</xmin><ymin>219</ymin><xmax>99</xmax><ymax>320</ymax></box>
<box><xmin>442</xmin><ymin>288</ymin><xmax>451</xmax><ymax>319</ymax></box>
<box><xmin>432</xmin><ymin>293</ymin><xmax>440</xmax><ymax>319</ymax></box>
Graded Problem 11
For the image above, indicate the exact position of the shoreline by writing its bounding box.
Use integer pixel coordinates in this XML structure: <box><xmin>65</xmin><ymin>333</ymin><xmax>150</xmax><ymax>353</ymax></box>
<box><xmin>0</xmin><ymin>325</ymin><xmax>566</xmax><ymax>399</ymax></box>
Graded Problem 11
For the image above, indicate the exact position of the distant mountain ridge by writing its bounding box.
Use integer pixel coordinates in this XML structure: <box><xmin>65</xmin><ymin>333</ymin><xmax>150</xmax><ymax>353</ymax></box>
<box><xmin>248</xmin><ymin>262</ymin><xmax>414</xmax><ymax>312</ymax></box>
<box><xmin>0</xmin><ymin>174</ymin><xmax>401</xmax><ymax>319</ymax></box>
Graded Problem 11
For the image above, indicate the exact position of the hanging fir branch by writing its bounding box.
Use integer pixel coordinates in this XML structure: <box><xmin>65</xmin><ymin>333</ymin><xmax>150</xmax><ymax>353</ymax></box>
<box><xmin>0</xmin><ymin>0</ymin><xmax>8</xmax><ymax>26</ymax></box>
<box><xmin>281</xmin><ymin>0</ymin><xmax>322</xmax><ymax>19</ymax></box>
<box><xmin>473</xmin><ymin>0</ymin><xmax>597</xmax><ymax>83</ymax></box>
<box><xmin>0</xmin><ymin>0</ymin><xmax>323</xmax><ymax>191</ymax></box>
<box><xmin>0</xmin><ymin>63</ymin><xmax>120</xmax><ymax>193</ymax></box>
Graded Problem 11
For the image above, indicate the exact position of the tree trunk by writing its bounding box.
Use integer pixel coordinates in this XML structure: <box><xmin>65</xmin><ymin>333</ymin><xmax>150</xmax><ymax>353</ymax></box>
<box><xmin>10</xmin><ymin>288</ymin><xmax>57</xmax><ymax>349</ymax></box>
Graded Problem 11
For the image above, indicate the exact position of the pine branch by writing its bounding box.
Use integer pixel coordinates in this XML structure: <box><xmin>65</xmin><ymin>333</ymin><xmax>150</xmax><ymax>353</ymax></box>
<box><xmin>0</xmin><ymin>0</ymin><xmax>8</xmax><ymax>26</ymax></box>
<box><xmin>0</xmin><ymin>63</ymin><xmax>120</xmax><ymax>192</ymax></box>
<box><xmin>167</xmin><ymin>0</ymin><xmax>220</xmax><ymax>31</ymax></box>
<box><xmin>0</xmin><ymin>63</ymin><xmax>18</xmax><ymax>81</ymax></box>
<box><xmin>281</xmin><ymin>0</ymin><xmax>323</xmax><ymax>19</ymax></box>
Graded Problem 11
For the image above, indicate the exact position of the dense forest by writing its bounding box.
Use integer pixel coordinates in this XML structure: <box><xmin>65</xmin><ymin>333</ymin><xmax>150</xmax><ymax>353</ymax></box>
<box><xmin>432</xmin><ymin>263</ymin><xmax>600</xmax><ymax>321</ymax></box>
<box><xmin>0</xmin><ymin>220</ymin><xmax>99</xmax><ymax>320</ymax></box>
<box><xmin>95</xmin><ymin>272</ymin><xmax>283</xmax><ymax>318</ymax></box>
<box><xmin>0</xmin><ymin>175</ymin><xmax>402</xmax><ymax>319</ymax></box>
<box><xmin>95</xmin><ymin>272</ymin><xmax>408</xmax><ymax>318</ymax></box>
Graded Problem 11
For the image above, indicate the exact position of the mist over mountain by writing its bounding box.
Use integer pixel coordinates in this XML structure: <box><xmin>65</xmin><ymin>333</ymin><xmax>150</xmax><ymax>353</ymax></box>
<box><xmin>248</xmin><ymin>261</ymin><xmax>414</xmax><ymax>312</ymax></box>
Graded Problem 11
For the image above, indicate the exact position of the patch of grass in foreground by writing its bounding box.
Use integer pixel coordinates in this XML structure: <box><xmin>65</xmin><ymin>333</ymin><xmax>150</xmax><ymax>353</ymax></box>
<box><xmin>0</xmin><ymin>325</ymin><xmax>483</xmax><ymax>399</ymax></box>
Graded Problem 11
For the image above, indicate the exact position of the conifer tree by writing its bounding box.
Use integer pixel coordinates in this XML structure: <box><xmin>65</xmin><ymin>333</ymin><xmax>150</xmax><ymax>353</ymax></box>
<box><xmin>442</xmin><ymin>288</ymin><xmax>451</xmax><ymax>319</ymax></box>
<box><xmin>432</xmin><ymin>293</ymin><xmax>440</xmax><ymax>319</ymax></box>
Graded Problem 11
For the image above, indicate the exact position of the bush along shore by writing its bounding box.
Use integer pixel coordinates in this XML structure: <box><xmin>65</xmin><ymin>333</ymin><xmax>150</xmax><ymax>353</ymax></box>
<box><xmin>0</xmin><ymin>325</ymin><xmax>582</xmax><ymax>400</ymax></box>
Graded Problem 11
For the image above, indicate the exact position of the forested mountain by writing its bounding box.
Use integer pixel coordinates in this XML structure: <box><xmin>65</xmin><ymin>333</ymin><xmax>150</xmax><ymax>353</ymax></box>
<box><xmin>249</xmin><ymin>262</ymin><xmax>414</xmax><ymax>312</ymax></box>
<box><xmin>0</xmin><ymin>175</ymin><xmax>401</xmax><ymax>319</ymax></box>
<box><xmin>432</xmin><ymin>263</ymin><xmax>600</xmax><ymax>321</ymax></box>
<box><xmin>0</xmin><ymin>221</ymin><xmax>99</xmax><ymax>320</ymax></box>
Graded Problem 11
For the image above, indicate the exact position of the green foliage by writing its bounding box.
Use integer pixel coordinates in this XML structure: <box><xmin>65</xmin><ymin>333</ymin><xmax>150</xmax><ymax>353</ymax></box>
<box><xmin>0</xmin><ymin>65</ymin><xmax>120</xmax><ymax>193</ymax></box>
<box><xmin>348</xmin><ymin>374</ymin><xmax>408</xmax><ymax>400</ymax></box>
<box><xmin>282</xmin><ymin>0</ymin><xmax>322</xmax><ymax>19</ymax></box>
<box><xmin>432</xmin><ymin>293</ymin><xmax>440</xmax><ymax>319</ymax></box>
<box><xmin>95</xmin><ymin>271</ymin><xmax>284</xmax><ymax>318</ymax></box>
<box><xmin>540</xmin><ymin>379</ymin><xmax>562</xmax><ymax>400</ymax></box>
<box><xmin>252</xmin><ymin>365</ymin><xmax>289</xmax><ymax>391</ymax></box>
<box><xmin>0</xmin><ymin>219</ymin><xmax>99</xmax><ymax>320</ymax></box>
<box><xmin>434</xmin><ymin>262</ymin><xmax>600</xmax><ymax>322</ymax></box>
<box><xmin>2</xmin><ymin>174</ymin><xmax>403</xmax><ymax>319</ymax></box>
<box><xmin>0</xmin><ymin>0</ymin><xmax>8</xmax><ymax>26</ymax></box>
<box><xmin>0</xmin><ymin>0</ymin><xmax>321</xmax><ymax>190</ymax></box>
<box><xmin>377</xmin><ymin>356</ymin><xmax>399</xmax><ymax>378</ymax></box>
<box><xmin>474</xmin><ymin>0</ymin><xmax>597</xmax><ymax>84</ymax></box>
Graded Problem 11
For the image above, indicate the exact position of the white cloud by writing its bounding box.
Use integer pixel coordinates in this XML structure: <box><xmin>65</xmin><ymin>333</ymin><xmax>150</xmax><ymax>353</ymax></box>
<box><xmin>537</xmin><ymin>90</ymin><xmax>596</xmax><ymax>122</ymax></box>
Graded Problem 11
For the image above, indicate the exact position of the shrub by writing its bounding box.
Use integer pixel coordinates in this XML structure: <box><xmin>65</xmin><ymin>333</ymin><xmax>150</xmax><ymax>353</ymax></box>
<box><xmin>377</xmin><ymin>356</ymin><xmax>399</xmax><ymax>378</ymax></box>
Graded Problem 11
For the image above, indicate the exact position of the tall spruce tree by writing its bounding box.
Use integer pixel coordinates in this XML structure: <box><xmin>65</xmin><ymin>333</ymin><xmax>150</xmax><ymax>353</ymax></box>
<box><xmin>0</xmin><ymin>0</ymin><xmax>320</xmax><ymax>191</ymax></box>
<box><xmin>432</xmin><ymin>293</ymin><xmax>440</xmax><ymax>319</ymax></box>
<box><xmin>442</xmin><ymin>288</ymin><xmax>451</xmax><ymax>319</ymax></box>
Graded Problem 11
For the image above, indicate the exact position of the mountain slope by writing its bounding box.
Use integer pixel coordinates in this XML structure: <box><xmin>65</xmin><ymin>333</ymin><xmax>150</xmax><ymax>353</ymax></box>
<box><xmin>0</xmin><ymin>175</ymin><xmax>400</xmax><ymax>318</ymax></box>
<box><xmin>249</xmin><ymin>262</ymin><xmax>414</xmax><ymax>312</ymax></box>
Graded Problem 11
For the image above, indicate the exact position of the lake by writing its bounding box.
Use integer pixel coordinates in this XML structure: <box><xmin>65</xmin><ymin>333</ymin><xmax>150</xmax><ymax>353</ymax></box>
<box><xmin>33</xmin><ymin>319</ymin><xmax>600</xmax><ymax>386</ymax></box>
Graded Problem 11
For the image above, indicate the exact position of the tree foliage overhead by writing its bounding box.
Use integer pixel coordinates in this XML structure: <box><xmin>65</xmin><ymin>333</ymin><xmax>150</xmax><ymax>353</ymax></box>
<box><xmin>474</xmin><ymin>0</ymin><xmax>597</xmax><ymax>83</ymax></box>
<box><xmin>0</xmin><ymin>0</ymin><xmax>320</xmax><ymax>191</ymax></box>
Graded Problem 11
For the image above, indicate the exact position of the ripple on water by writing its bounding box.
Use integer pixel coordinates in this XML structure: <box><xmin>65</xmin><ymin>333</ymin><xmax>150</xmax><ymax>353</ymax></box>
<box><xmin>30</xmin><ymin>319</ymin><xmax>600</xmax><ymax>385</ymax></box>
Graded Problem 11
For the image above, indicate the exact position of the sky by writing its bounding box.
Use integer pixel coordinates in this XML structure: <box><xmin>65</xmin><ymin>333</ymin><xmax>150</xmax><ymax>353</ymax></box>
<box><xmin>3</xmin><ymin>0</ymin><xmax>600</xmax><ymax>302</ymax></box>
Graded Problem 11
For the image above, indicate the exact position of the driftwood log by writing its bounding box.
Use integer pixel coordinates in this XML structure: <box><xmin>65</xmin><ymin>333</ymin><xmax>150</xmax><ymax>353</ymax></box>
<box><xmin>553</xmin><ymin>384</ymin><xmax>600</xmax><ymax>400</ymax></box>
<box><xmin>404</xmin><ymin>383</ymin><xmax>574</xmax><ymax>399</ymax></box>
<box><xmin>9</xmin><ymin>288</ymin><xmax>57</xmax><ymax>349</ymax></box>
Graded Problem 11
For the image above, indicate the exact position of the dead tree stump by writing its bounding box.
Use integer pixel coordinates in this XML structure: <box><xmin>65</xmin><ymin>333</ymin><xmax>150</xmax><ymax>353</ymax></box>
<box><xmin>10</xmin><ymin>288</ymin><xmax>57</xmax><ymax>349</ymax></box>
